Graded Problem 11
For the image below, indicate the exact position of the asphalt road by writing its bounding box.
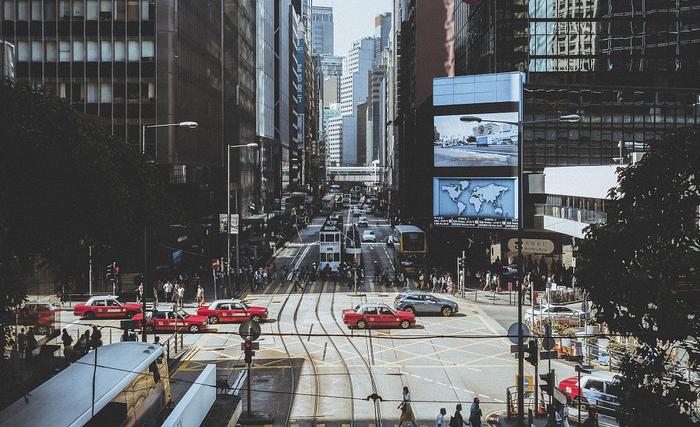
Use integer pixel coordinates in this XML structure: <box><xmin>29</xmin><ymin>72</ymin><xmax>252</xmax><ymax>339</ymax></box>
<box><xmin>49</xmin><ymin>208</ymin><xmax>618</xmax><ymax>426</ymax></box>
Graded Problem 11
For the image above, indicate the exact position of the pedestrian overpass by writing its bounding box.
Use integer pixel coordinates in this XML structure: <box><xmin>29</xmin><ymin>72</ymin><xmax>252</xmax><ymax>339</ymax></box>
<box><xmin>326</xmin><ymin>166</ymin><xmax>380</xmax><ymax>183</ymax></box>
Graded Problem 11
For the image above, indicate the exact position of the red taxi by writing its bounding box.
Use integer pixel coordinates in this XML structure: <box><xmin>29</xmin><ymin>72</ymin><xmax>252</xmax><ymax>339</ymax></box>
<box><xmin>342</xmin><ymin>303</ymin><xmax>416</xmax><ymax>329</ymax></box>
<box><xmin>132</xmin><ymin>309</ymin><xmax>208</xmax><ymax>333</ymax></box>
<box><xmin>15</xmin><ymin>302</ymin><xmax>59</xmax><ymax>335</ymax></box>
<box><xmin>73</xmin><ymin>296</ymin><xmax>142</xmax><ymax>319</ymax></box>
<box><xmin>196</xmin><ymin>299</ymin><xmax>268</xmax><ymax>324</ymax></box>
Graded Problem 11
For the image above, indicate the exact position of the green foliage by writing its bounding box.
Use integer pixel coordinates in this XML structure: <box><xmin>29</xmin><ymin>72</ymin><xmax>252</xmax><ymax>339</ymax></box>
<box><xmin>0</xmin><ymin>79</ymin><xmax>176</xmax><ymax>355</ymax></box>
<box><xmin>577</xmin><ymin>128</ymin><xmax>700</xmax><ymax>425</ymax></box>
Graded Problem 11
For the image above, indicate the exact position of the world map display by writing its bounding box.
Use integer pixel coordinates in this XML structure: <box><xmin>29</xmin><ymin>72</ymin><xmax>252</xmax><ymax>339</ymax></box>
<box><xmin>433</xmin><ymin>177</ymin><xmax>518</xmax><ymax>229</ymax></box>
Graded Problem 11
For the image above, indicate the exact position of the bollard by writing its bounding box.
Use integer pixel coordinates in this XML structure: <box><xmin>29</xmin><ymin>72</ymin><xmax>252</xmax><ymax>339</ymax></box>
<box><xmin>174</xmin><ymin>334</ymin><xmax>178</xmax><ymax>353</ymax></box>
<box><xmin>167</xmin><ymin>340</ymin><xmax>170</xmax><ymax>360</ymax></box>
<box><xmin>109</xmin><ymin>328</ymin><xmax>112</xmax><ymax>344</ymax></box>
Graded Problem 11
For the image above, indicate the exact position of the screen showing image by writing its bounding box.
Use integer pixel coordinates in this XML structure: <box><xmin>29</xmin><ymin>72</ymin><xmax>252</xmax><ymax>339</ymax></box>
<box><xmin>434</xmin><ymin>112</ymin><xmax>519</xmax><ymax>168</ymax></box>
<box><xmin>433</xmin><ymin>177</ymin><xmax>518</xmax><ymax>229</ymax></box>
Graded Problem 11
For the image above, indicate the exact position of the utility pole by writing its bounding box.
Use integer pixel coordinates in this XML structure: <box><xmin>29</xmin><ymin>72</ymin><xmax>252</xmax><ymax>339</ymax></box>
<box><xmin>88</xmin><ymin>244</ymin><xmax>93</xmax><ymax>296</ymax></box>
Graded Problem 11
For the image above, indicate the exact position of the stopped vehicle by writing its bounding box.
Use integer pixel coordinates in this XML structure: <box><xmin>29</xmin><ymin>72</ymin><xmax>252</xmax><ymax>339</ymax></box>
<box><xmin>73</xmin><ymin>295</ymin><xmax>143</xmax><ymax>320</ymax></box>
<box><xmin>196</xmin><ymin>299</ymin><xmax>268</xmax><ymax>324</ymax></box>
<box><xmin>342</xmin><ymin>303</ymin><xmax>416</xmax><ymax>330</ymax></box>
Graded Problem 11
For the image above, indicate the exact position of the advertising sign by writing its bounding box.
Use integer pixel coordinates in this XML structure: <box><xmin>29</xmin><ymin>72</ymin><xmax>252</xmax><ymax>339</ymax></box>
<box><xmin>432</xmin><ymin>71</ymin><xmax>524</xmax><ymax>230</ymax></box>
<box><xmin>219</xmin><ymin>214</ymin><xmax>239</xmax><ymax>235</ymax></box>
<box><xmin>434</xmin><ymin>112</ymin><xmax>519</xmax><ymax>168</ymax></box>
<box><xmin>433</xmin><ymin>177</ymin><xmax>518</xmax><ymax>229</ymax></box>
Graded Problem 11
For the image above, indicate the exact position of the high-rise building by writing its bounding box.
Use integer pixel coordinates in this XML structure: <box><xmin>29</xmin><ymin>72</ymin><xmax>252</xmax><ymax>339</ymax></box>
<box><xmin>340</xmin><ymin>37</ymin><xmax>376</xmax><ymax>166</ymax></box>
<box><xmin>374</xmin><ymin>12</ymin><xmax>391</xmax><ymax>61</ymax></box>
<box><xmin>325</xmin><ymin>106</ymin><xmax>343</xmax><ymax>167</ymax></box>
<box><xmin>0</xmin><ymin>40</ymin><xmax>14</xmax><ymax>79</ymax></box>
<box><xmin>311</xmin><ymin>6</ymin><xmax>334</xmax><ymax>55</ymax></box>
<box><xmin>0</xmin><ymin>0</ymin><xmax>258</xmax><ymax>276</ymax></box>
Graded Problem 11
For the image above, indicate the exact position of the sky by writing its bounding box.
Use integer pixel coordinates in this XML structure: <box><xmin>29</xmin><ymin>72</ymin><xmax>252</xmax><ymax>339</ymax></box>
<box><xmin>313</xmin><ymin>0</ymin><xmax>392</xmax><ymax>57</ymax></box>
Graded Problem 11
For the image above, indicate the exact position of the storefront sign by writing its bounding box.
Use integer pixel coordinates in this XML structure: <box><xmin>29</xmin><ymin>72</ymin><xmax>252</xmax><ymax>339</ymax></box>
<box><xmin>507</xmin><ymin>238</ymin><xmax>554</xmax><ymax>254</ymax></box>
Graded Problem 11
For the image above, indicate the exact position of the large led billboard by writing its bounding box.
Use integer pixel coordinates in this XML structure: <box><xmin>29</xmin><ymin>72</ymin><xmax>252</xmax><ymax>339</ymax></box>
<box><xmin>434</xmin><ymin>112</ymin><xmax>519</xmax><ymax>168</ymax></box>
<box><xmin>432</xmin><ymin>72</ymin><xmax>524</xmax><ymax>230</ymax></box>
<box><xmin>433</xmin><ymin>177</ymin><xmax>518</xmax><ymax>229</ymax></box>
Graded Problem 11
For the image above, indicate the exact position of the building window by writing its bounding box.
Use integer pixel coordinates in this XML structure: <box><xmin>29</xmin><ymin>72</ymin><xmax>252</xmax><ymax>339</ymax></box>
<box><xmin>100</xmin><ymin>41</ymin><xmax>112</xmax><ymax>61</ymax></box>
<box><xmin>127</xmin><ymin>0</ymin><xmax>138</xmax><ymax>20</ymax></box>
<box><xmin>17</xmin><ymin>1</ymin><xmax>28</xmax><ymax>20</ymax></box>
<box><xmin>87</xmin><ymin>82</ymin><xmax>98</xmax><ymax>103</ymax></box>
<box><xmin>100</xmin><ymin>0</ymin><xmax>112</xmax><ymax>20</ymax></box>
<box><xmin>59</xmin><ymin>41</ymin><xmax>70</xmax><ymax>62</ymax></box>
<box><xmin>17</xmin><ymin>41</ymin><xmax>30</xmax><ymax>61</ymax></box>
<box><xmin>141</xmin><ymin>0</ymin><xmax>149</xmax><ymax>20</ymax></box>
<box><xmin>87</xmin><ymin>0</ymin><xmax>98</xmax><ymax>20</ymax></box>
<box><xmin>31</xmin><ymin>41</ymin><xmax>43</xmax><ymax>61</ymax></box>
<box><xmin>73</xmin><ymin>41</ymin><xmax>84</xmax><ymax>61</ymax></box>
<box><xmin>114</xmin><ymin>0</ymin><xmax>125</xmax><ymax>20</ymax></box>
<box><xmin>147</xmin><ymin>82</ymin><xmax>154</xmax><ymax>99</ymax></box>
<box><xmin>114</xmin><ymin>41</ymin><xmax>126</xmax><ymax>61</ymax></box>
<box><xmin>100</xmin><ymin>83</ymin><xmax>112</xmax><ymax>103</ymax></box>
<box><xmin>141</xmin><ymin>40</ymin><xmax>154</xmax><ymax>59</ymax></box>
<box><xmin>46</xmin><ymin>41</ymin><xmax>57</xmax><ymax>61</ymax></box>
<box><xmin>87</xmin><ymin>41</ymin><xmax>98</xmax><ymax>61</ymax></box>
<box><xmin>4</xmin><ymin>1</ymin><xmax>15</xmax><ymax>19</ymax></box>
<box><xmin>58</xmin><ymin>83</ymin><xmax>67</xmax><ymax>98</ymax></box>
<box><xmin>72</xmin><ymin>0</ymin><xmax>84</xmax><ymax>18</ymax></box>
<box><xmin>127</xmin><ymin>41</ymin><xmax>139</xmax><ymax>61</ymax></box>
<box><xmin>44</xmin><ymin>2</ymin><xmax>56</xmax><ymax>19</ymax></box>
<box><xmin>59</xmin><ymin>0</ymin><xmax>70</xmax><ymax>18</ymax></box>
<box><xmin>31</xmin><ymin>0</ymin><xmax>42</xmax><ymax>20</ymax></box>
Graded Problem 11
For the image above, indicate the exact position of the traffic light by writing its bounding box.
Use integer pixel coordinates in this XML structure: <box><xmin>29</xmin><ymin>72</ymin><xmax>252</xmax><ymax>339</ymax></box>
<box><xmin>525</xmin><ymin>338</ymin><xmax>539</xmax><ymax>366</ymax></box>
<box><xmin>106</xmin><ymin>263</ymin><xmax>114</xmax><ymax>279</ymax></box>
<box><xmin>114</xmin><ymin>263</ymin><xmax>120</xmax><ymax>277</ymax></box>
<box><xmin>539</xmin><ymin>370</ymin><xmax>555</xmax><ymax>395</ymax></box>
<box><xmin>242</xmin><ymin>339</ymin><xmax>256</xmax><ymax>363</ymax></box>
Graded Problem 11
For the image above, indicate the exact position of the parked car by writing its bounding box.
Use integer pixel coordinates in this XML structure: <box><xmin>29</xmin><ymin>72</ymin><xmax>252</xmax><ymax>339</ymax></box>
<box><xmin>394</xmin><ymin>291</ymin><xmax>459</xmax><ymax>317</ymax></box>
<box><xmin>525</xmin><ymin>304</ymin><xmax>585</xmax><ymax>321</ymax></box>
<box><xmin>357</xmin><ymin>216</ymin><xmax>369</xmax><ymax>227</ymax></box>
<box><xmin>132</xmin><ymin>309</ymin><xmax>209</xmax><ymax>333</ymax></box>
<box><xmin>342</xmin><ymin>303</ymin><xmax>415</xmax><ymax>329</ymax></box>
<box><xmin>14</xmin><ymin>302</ymin><xmax>59</xmax><ymax>335</ymax></box>
<box><xmin>361</xmin><ymin>230</ymin><xmax>376</xmax><ymax>242</ymax></box>
<box><xmin>559</xmin><ymin>371</ymin><xmax>621</xmax><ymax>415</ymax></box>
<box><xmin>196</xmin><ymin>299</ymin><xmax>268</xmax><ymax>324</ymax></box>
<box><xmin>73</xmin><ymin>296</ymin><xmax>143</xmax><ymax>320</ymax></box>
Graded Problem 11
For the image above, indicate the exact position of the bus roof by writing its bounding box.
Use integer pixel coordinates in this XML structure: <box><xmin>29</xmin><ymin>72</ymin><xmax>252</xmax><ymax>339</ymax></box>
<box><xmin>394</xmin><ymin>225</ymin><xmax>424</xmax><ymax>234</ymax></box>
<box><xmin>0</xmin><ymin>342</ymin><xmax>164</xmax><ymax>427</ymax></box>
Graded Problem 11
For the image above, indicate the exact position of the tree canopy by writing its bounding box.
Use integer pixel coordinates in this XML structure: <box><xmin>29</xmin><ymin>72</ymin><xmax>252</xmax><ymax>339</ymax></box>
<box><xmin>577</xmin><ymin>128</ymin><xmax>700</xmax><ymax>425</ymax></box>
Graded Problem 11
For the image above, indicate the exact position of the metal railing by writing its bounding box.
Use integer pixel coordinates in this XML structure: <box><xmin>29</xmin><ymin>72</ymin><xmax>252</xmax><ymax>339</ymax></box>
<box><xmin>162</xmin><ymin>332</ymin><xmax>185</xmax><ymax>362</ymax></box>
<box><xmin>535</xmin><ymin>204</ymin><xmax>607</xmax><ymax>225</ymax></box>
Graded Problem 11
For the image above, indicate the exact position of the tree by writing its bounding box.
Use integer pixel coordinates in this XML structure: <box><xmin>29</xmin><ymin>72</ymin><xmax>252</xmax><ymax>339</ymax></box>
<box><xmin>0</xmin><ymin>80</ymin><xmax>177</xmax><ymax>403</ymax></box>
<box><xmin>576</xmin><ymin>128</ymin><xmax>700</xmax><ymax>425</ymax></box>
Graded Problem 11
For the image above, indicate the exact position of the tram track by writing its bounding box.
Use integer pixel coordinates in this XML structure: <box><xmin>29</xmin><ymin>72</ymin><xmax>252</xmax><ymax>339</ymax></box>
<box><xmin>330</xmin><ymin>282</ymin><xmax>383</xmax><ymax>427</ymax></box>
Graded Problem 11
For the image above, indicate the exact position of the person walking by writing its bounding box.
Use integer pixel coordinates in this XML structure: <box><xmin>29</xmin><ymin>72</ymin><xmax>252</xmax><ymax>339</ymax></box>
<box><xmin>163</xmin><ymin>280</ymin><xmax>173</xmax><ymax>304</ymax></box>
<box><xmin>436</xmin><ymin>408</ymin><xmax>447</xmax><ymax>427</ymax></box>
<box><xmin>61</xmin><ymin>328</ymin><xmax>73</xmax><ymax>361</ymax></box>
<box><xmin>16</xmin><ymin>328</ymin><xmax>26</xmax><ymax>359</ymax></box>
<box><xmin>177</xmin><ymin>284</ymin><xmax>185</xmax><ymax>308</ymax></box>
<box><xmin>450</xmin><ymin>403</ymin><xmax>466</xmax><ymax>427</ymax></box>
<box><xmin>196</xmin><ymin>284</ymin><xmax>205</xmax><ymax>307</ymax></box>
<box><xmin>90</xmin><ymin>325</ymin><xmax>103</xmax><ymax>349</ymax></box>
<box><xmin>398</xmin><ymin>386</ymin><xmax>417</xmax><ymax>427</ymax></box>
<box><xmin>469</xmin><ymin>398</ymin><xmax>482</xmax><ymax>426</ymax></box>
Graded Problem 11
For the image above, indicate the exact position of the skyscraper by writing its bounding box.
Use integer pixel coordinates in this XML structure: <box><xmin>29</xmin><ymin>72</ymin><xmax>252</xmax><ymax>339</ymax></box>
<box><xmin>311</xmin><ymin>6</ymin><xmax>334</xmax><ymax>55</ymax></box>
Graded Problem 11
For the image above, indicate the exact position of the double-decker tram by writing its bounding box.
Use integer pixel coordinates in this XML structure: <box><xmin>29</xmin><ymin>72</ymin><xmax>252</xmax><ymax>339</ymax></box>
<box><xmin>0</xmin><ymin>342</ymin><xmax>170</xmax><ymax>427</ymax></box>
<box><xmin>319</xmin><ymin>218</ymin><xmax>343</xmax><ymax>277</ymax></box>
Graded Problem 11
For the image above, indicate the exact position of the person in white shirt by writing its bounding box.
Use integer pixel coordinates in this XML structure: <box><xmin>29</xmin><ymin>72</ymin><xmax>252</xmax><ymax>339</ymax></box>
<box><xmin>163</xmin><ymin>281</ymin><xmax>173</xmax><ymax>303</ymax></box>
<box><xmin>436</xmin><ymin>407</ymin><xmax>447</xmax><ymax>427</ymax></box>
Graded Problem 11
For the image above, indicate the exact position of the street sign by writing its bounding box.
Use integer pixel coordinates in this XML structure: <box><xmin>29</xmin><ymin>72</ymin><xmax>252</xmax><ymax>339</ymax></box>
<box><xmin>239</xmin><ymin>320</ymin><xmax>261</xmax><ymax>341</ymax></box>
<box><xmin>517</xmin><ymin>375</ymin><xmax>535</xmax><ymax>393</ymax></box>
<box><xmin>507</xmin><ymin>322</ymin><xmax>530</xmax><ymax>345</ymax></box>
<box><xmin>240</xmin><ymin>341</ymin><xmax>260</xmax><ymax>351</ymax></box>
<box><xmin>507</xmin><ymin>238</ymin><xmax>555</xmax><ymax>255</ymax></box>
<box><xmin>542</xmin><ymin>335</ymin><xmax>556</xmax><ymax>351</ymax></box>
<box><xmin>219</xmin><ymin>213</ymin><xmax>239</xmax><ymax>235</ymax></box>
<box><xmin>553</xmin><ymin>387</ymin><xmax>568</xmax><ymax>404</ymax></box>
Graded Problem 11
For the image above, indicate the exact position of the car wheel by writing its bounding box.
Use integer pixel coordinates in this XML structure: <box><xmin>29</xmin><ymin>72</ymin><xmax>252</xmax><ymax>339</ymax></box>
<box><xmin>251</xmin><ymin>315</ymin><xmax>261</xmax><ymax>323</ymax></box>
<box><xmin>126</xmin><ymin>311</ymin><xmax>136</xmax><ymax>318</ymax></box>
<box><xmin>356</xmin><ymin>320</ymin><xmax>367</xmax><ymax>330</ymax></box>
<box><xmin>400</xmin><ymin>320</ymin><xmax>411</xmax><ymax>329</ymax></box>
<box><xmin>145</xmin><ymin>324</ymin><xmax>155</xmax><ymax>333</ymax></box>
<box><xmin>189</xmin><ymin>324</ymin><xmax>201</xmax><ymax>333</ymax></box>
<box><xmin>441</xmin><ymin>306</ymin><xmax>453</xmax><ymax>317</ymax></box>
<box><xmin>404</xmin><ymin>306</ymin><xmax>415</xmax><ymax>314</ymax></box>
<box><xmin>208</xmin><ymin>316</ymin><xmax>219</xmax><ymax>324</ymax></box>
<box><xmin>85</xmin><ymin>311</ymin><xmax>95</xmax><ymax>320</ymax></box>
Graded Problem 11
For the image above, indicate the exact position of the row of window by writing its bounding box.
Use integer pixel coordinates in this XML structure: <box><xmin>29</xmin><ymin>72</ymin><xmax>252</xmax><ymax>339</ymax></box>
<box><xmin>56</xmin><ymin>81</ymin><xmax>154</xmax><ymax>103</ymax></box>
<box><xmin>2</xmin><ymin>0</ymin><xmax>151</xmax><ymax>21</ymax></box>
<box><xmin>15</xmin><ymin>39</ymin><xmax>153</xmax><ymax>62</ymax></box>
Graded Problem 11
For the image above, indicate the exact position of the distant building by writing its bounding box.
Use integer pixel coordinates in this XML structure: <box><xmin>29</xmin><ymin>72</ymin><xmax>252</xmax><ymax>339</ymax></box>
<box><xmin>0</xmin><ymin>40</ymin><xmax>14</xmax><ymax>79</ymax></box>
<box><xmin>311</xmin><ymin>6</ymin><xmax>334</xmax><ymax>55</ymax></box>
<box><xmin>325</xmin><ymin>107</ymin><xmax>343</xmax><ymax>167</ymax></box>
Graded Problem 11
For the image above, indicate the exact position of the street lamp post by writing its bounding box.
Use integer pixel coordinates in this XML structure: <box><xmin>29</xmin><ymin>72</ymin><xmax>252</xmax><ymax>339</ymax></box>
<box><xmin>140</xmin><ymin>121</ymin><xmax>198</xmax><ymax>342</ymax></box>
<box><xmin>460</xmin><ymin>113</ymin><xmax>580</xmax><ymax>426</ymax></box>
<box><xmin>226</xmin><ymin>143</ymin><xmax>258</xmax><ymax>297</ymax></box>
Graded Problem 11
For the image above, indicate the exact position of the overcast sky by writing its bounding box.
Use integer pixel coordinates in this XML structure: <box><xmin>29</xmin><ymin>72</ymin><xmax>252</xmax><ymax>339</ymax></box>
<box><xmin>312</xmin><ymin>0</ymin><xmax>392</xmax><ymax>57</ymax></box>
